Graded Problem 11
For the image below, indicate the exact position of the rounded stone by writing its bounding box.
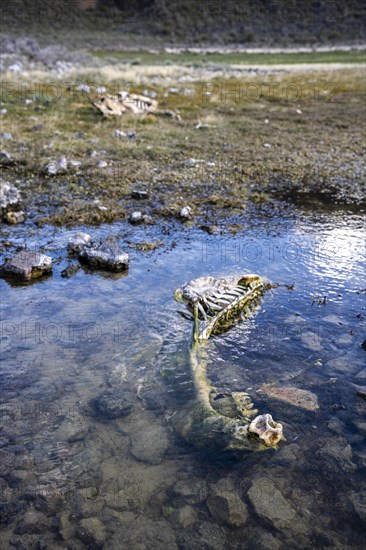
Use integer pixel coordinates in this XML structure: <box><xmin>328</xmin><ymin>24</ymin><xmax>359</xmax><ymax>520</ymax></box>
<box><xmin>91</xmin><ymin>388</ymin><xmax>134</xmax><ymax>420</ymax></box>
<box><xmin>77</xmin><ymin>517</ymin><xmax>106</xmax><ymax>548</ymax></box>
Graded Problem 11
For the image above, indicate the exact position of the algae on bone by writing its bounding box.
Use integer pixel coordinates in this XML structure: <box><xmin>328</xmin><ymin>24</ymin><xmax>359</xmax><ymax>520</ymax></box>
<box><xmin>174</xmin><ymin>274</ymin><xmax>284</xmax><ymax>452</ymax></box>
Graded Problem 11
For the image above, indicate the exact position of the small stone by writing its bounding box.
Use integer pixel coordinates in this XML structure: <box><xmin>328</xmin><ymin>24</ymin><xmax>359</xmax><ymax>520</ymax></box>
<box><xmin>127</xmin><ymin>131</ymin><xmax>136</xmax><ymax>139</ymax></box>
<box><xmin>319</xmin><ymin>438</ymin><xmax>357</xmax><ymax>472</ymax></box>
<box><xmin>180</xmin><ymin>206</ymin><xmax>192</xmax><ymax>219</ymax></box>
<box><xmin>44</xmin><ymin>156</ymin><xmax>67</xmax><ymax>175</ymax></box>
<box><xmin>78</xmin><ymin>240</ymin><xmax>129</xmax><ymax>272</ymax></box>
<box><xmin>171</xmin><ymin>480</ymin><xmax>208</xmax><ymax>504</ymax></box>
<box><xmin>348</xmin><ymin>489</ymin><xmax>366</xmax><ymax>520</ymax></box>
<box><xmin>247</xmin><ymin>477</ymin><xmax>296</xmax><ymax>530</ymax></box>
<box><xmin>91</xmin><ymin>387</ymin><xmax>134</xmax><ymax>420</ymax></box>
<box><xmin>258</xmin><ymin>384</ymin><xmax>319</xmax><ymax>411</ymax></box>
<box><xmin>77</xmin><ymin>517</ymin><xmax>106</xmax><ymax>547</ymax></box>
<box><xmin>14</xmin><ymin>510</ymin><xmax>50</xmax><ymax>535</ymax></box>
<box><xmin>61</xmin><ymin>263</ymin><xmax>80</xmax><ymax>278</ymax></box>
<box><xmin>0</xmin><ymin>449</ymin><xmax>13</xmax><ymax>476</ymax></box>
<box><xmin>9</xmin><ymin>63</ymin><xmax>23</xmax><ymax>72</ymax></box>
<box><xmin>1</xmin><ymin>180</ymin><xmax>22</xmax><ymax>220</ymax></box>
<box><xmin>67</xmin><ymin>232</ymin><xmax>91</xmax><ymax>254</ymax></box>
<box><xmin>168</xmin><ymin>505</ymin><xmax>197</xmax><ymax>528</ymax></box>
<box><xmin>96</xmin><ymin>160</ymin><xmax>107</xmax><ymax>168</ymax></box>
<box><xmin>76</xmin><ymin>83</ymin><xmax>90</xmax><ymax>94</ymax></box>
<box><xmin>0</xmin><ymin>502</ymin><xmax>24</xmax><ymax>526</ymax></box>
<box><xmin>198</xmin><ymin>522</ymin><xmax>226</xmax><ymax>550</ymax></box>
<box><xmin>105</xmin><ymin>516</ymin><xmax>177</xmax><ymax>550</ymax></box>
<box><xmin>176</xmin><ymin>522</ymin><xmax>226</xmax><ymax>550</ymax></box>
<box><xmin>0</xmin><ymin>132</ymin><xmax>12</xmax><ymax>140</ymax></box>
<box><xmin>130</xmin><ymin>424</ymin><xmax>168</xmax><ymax>465</ymax></box>
<box><xmin>115</xmin><ymin>129</ymin><xmax>127</xmax><ymax>138</ymax></box>
<box><xmin>200</xmin><ymin>225</ymin><xmax>218</xmax><ymax>234</ymax></box>
<box><xmin>131</xmin><ymin>189</ymin><xmax>149</xmax><ymax>200</ymax></box>
<box><xmin>4</xmin><ymin>210</ymin><xmax>25</xmax><ymax>224</ymax></box>
<box><xmin>207</xmin><ymin>478</ymin><xmax>248</xmax><ymax>527</ymax></box>
<box><xmin>129</xmin><ymin>211</ymin><xmax>143</xmax><ymax>224</ymax></box>
<box><xmin>0</xmin><ymin>151</ymin><xmax>11</xmax><ymax>161</ymax></box>
<box><xmin>0</xmin><ymin>249</ymin><xmax>52</xmax><ymax>281</ymax></box>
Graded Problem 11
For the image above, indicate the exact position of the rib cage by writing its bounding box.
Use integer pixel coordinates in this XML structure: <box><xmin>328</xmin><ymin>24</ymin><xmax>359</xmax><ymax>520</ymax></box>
<box><xmin>91</xmin><ymin>91</ymin><xmax>158</xmax><ymax>116</ymax></box>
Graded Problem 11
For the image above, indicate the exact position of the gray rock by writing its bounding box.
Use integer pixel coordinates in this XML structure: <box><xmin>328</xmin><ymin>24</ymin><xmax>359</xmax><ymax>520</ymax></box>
<box><xmin>14</xmin><ymin>510</ymin><xmax>50</xmax><ymax>534</ymax></box>
<box><xmin>176</xmin><ymin>521</ymin><xmax>226</xmax><ymax>550</ymax></box>
<box><xmin>104</xmin><ymin>515</ymin><xmax>177</xmax><ymax>550</ymax></box>
<box><xmin>180</xmin><ymin>205</ymin><xmax>192</xmax><ymax>219</ymax></box>
<box><xmin>61</xmin><ymin>263</ymin><xmax>80</xmax><ymax>278</ymax></box>
<box><xmin>77</xmin><ymin>517</ymin><xmax>106</xmax><ymax>548</ymax></box>
<box><xmin>168</xmin><ymin>505</ymin><xmax>197</xmax><ymax>528</ymax></box>
<box><xmin>348</xmin><ymin>489</ymin><xmax>366</xmax><ymax>520</ymax></box>
<box><xmin>67</xmin><ymin>232</ymin><xmax>92</xmax><ymax>254</ymax></box>
<box><xmin>129</xmin><ymin>211</ymin><xmax>143</xmax><ymax>224</ymax></box>
<box><xmin>244</xmin><ymin>527</ymin><xmax>282</xmax><ymax>550</ymax></box>
<box><xmin>0</xmin><ymin>180</ymin><xmax>22</xmax><ymax>218</ymax></box>
<box><xmin>319</xmin><ymin>438</ymin><xmax>357</xmax><ymax>472</ymax></box>
<box><xmin>0</xmin><ymin>502</ymin><xmax>24</xmax><ymax>526</ymax></box>
<box><xmin>96</xmin><ymin>160</ymin><xmax>107</xmax><ymax>168</ymax></box>
<box><xmin>78</xmin><ymin>240</ymin><xmax>129</xmax><ymax>272</ymax></box>
<box><xmin>44</xmin><ymin>156</ymin><xmax>67</xmax><ymax>175</ymax></box>
<box><xmin>247</xmin><ymin>477</ymin><xmax>296</xmax><ymax>529</ymax></box>
<box><xmin>0</xmin><ymin>249</ymin><xmax>52</xmax><ymax>281</ymax></box>
<box><xmin>130</xmin><ymin>424</ymin><xmax>168</xmax><ymax>465</ymax></box>
<box><xmin>91</xmin><ymin>388</ymin><xmax>134</xmax><ymax>420</ymax></box>
<box><xmin>0</xmin><ymin>449</ymin><xmax>14</xmax><ymax>476</ymax></box>
<box><xmin>207</xmin><ymin>478</ymin><xmax>248</xmax><ymax>527</ymax></box>
<box><xmin>76</xmin><ymin>83</ymin><xmax>91</xmax><ymax>94</ymax></box>
<box><xmin>0</xmin><ymin>151</ymin><xmax>11</xmax><ymax>160</ymax></box>
<box><xmin>131</xmin><ymin>189</ymin><xmax>149</xmax><ymax>200</ymax></box>
<box><xmin>9</xmin><ymin>62</ymin><xmax>23</xmax><ymax>72</ymax></box>
<box><xmin>115</xmin><ymin>129</ymin><xmax>127</xmax><ymax>138</ymax></box>
<box><xmin>0</xmin><ymin>132</ymin><xmax>13</xmax><ymax>140</ymax></box>
<box><xmin>21</xmin><ymin>486</ymin><xmax>65</xmax><ymax>516</ymax></box>
<box><xmin>171</xmin><ymin>479</ymin><xmax>208</xmax><ymax>504</ymax></box>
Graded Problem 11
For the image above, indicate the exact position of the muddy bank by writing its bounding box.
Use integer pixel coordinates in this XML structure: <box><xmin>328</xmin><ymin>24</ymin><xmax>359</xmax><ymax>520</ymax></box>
<box><xmin>1</xmin><ymin>47</ymin><xmax>365</xmax><ymax>228</ymax></box>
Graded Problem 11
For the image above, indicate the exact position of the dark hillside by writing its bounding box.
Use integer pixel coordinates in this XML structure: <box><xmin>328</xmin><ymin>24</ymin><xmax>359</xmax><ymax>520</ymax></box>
<box><xmin>2</xmin><ymin>0</ymin><xmax>365</xmax><ymax>45</ymax></box>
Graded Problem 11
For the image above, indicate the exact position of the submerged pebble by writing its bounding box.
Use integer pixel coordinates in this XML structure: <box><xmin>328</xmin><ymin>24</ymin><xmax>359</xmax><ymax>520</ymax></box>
<box><xmin>91</xmin><ymin>388</ymin><xmax>134</xmax><ymax>419</ymax></box>
<box><xmin>130</xmin><ymin>424</ymin><xmax>169</xmax><ymax>465</ymax></box>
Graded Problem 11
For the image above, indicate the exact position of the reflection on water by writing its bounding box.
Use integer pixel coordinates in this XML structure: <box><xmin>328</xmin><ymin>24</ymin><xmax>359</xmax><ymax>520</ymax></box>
<box><xmin>0</xmin><ymin>210</ymin><xmax>365</xmax><ymax>548</ymax></box>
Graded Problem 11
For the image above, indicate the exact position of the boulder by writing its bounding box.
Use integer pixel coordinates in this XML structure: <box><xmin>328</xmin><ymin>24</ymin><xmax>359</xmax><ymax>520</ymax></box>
<box><xmin>0</xmin><ymin>249</ymin><xmax>52</xmax><ymax>281</ymax></box>
<box><xmin>78</xmin><ymin>239</ymin><xmax>129</xmax><ymax>272</ymax></box>
<box><xmin>247</xmin><ymin>477</ymin><xmax>296</xmax><ymax>530</ymax></box>
<box><xmin>207</xmin><ymin>478</ymin><xmax>248</xmax><ymax>527</ymax></box>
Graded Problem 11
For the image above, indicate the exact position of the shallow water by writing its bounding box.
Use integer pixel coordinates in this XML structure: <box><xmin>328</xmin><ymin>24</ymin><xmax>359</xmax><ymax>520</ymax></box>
<box><xmin>1</xmin><ymin>207</ymin><xmax>365</xmax><ymax>548</ymax></box>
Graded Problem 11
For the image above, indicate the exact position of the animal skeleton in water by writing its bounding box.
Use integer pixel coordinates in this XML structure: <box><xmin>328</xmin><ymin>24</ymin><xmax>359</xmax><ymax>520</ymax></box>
<box><xmin>174</xmin><ymin>274</ymin><xmax>284</xmax><ymax>452</ymax></box>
